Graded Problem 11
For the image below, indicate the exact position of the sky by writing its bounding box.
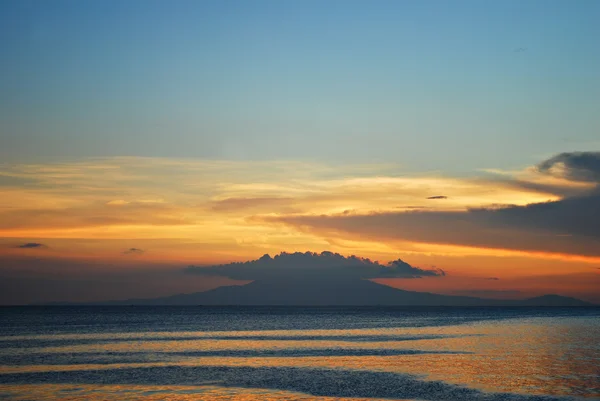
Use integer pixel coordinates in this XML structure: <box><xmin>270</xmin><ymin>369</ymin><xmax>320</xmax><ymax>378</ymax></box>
<box><xmin>1</xmin><ymin>0</ymin><xmax>599</xmax><ymax>304</ymax></box>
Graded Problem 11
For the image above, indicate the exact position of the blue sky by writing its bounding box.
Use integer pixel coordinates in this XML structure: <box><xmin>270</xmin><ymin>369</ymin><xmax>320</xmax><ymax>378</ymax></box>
<box><xmin>1</xmin><ymin>0</ymin><xmax>599</xmax><ymax>172</ymax></box>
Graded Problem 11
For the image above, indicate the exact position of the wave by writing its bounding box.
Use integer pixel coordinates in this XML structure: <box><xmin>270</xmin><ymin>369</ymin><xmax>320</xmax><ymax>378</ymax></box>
<box><xmin>0</xmin><ymin>365</ymin><xmax>576</xmax><ymax>401</ymax></box>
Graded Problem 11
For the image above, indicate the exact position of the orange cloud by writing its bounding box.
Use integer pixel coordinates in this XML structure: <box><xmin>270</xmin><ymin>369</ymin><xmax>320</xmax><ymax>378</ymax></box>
<box><xmin>0</xmin><ymin>153</ymin><xmax>597</xmax><ymax>275</ymax></box>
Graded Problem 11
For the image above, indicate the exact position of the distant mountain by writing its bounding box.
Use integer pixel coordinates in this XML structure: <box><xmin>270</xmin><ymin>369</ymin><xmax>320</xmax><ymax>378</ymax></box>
<box><xmin>518</xmin><ymin>294</ymin><xmax>592</xmax><ymax>306</ymax></box>
<box><xmin>55</xmin><ymin>278</ymin><xmax>593</xmax><ymax>306</ymax></box>
<box><xmin>43</xmin><ymin>252</ymin><xmax>594</xmax><ymax>306</ymax></box>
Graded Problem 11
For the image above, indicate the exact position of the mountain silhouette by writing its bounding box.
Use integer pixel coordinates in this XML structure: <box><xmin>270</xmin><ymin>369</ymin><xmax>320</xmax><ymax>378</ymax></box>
<box><xmin>518</xmin><ymin>294</ymin><xmax>592</xmax><ymax>306</ymax></box>
<box><xmin>45</xmin><ymin>252</ymin><xmax>594</xmax><ymax>306</ymax></box>
<box><xmin>65</xmin><ymin>278</ymin><xmax>592</xmax><ymax>306</ymax></box>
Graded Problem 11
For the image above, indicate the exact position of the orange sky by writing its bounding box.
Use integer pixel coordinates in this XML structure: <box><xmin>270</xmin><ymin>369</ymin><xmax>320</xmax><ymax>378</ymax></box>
<box><xmin>1</xmin><ymin>156</ymin><xmax>599</xmax><ymax>304</ymax></box>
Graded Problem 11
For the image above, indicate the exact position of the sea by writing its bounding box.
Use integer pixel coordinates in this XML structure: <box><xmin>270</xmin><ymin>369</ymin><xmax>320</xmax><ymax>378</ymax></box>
<box><xmin>0</xmin><ymin>306</ymin><xmax>598</xmax><ymax>400</ymax></box>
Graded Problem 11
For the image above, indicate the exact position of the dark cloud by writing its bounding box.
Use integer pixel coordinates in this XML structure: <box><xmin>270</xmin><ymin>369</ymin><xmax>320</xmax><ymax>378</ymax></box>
<box><xmin>495</xmin><ymin>178</ymin><xmax>587</xmax><ymax>198</ymax></box>
<box><xmin>485</xmin><ymin>277</ymin><xmax>500</xmax><ymax>281</ymax></box>
<box><xmin>427</xmin><ymin>196</ymin><xmax>448</xmax><ymax>200</ymax></box>
<box><xmin>537</xmin><ymin>151</ymin><xmax>600</xmax><ymax>183</ymax></box>
<box><xmin>484</xmin><ymin>152</ymin><xmax>600</xmax><ymax>197</ymax></box>
<box><xmin>124</xmin><ymin>248</ymin><xmax>144</xmax><ymax>255</ymax></box>
<box><xmin>185</xmin><ymin>251</ymin><xmax>445</xmax><ymax>280</ymax></box>
<box><xmin>470</xmin><ymin>191</ymin><xmax>600</xmax><ymax>238</ymax></box>
<box><xmin>271</xmin><ymin>152</ymin><xmax>600</xmax><ymax>258</ymax></box>
<box><xmin>275</xmin><ymin>191</ymin><xmax>600</xmax><ymax>257</ymax></box>
<box><xmin>15</xmin><ymin>242</ymin><xmax>45</xmax><ymax>249</ymax></box>
<box><xmin>513</xmin><ymin>47</ymin><xmax>527</xmax><ymax>52</ymax></box>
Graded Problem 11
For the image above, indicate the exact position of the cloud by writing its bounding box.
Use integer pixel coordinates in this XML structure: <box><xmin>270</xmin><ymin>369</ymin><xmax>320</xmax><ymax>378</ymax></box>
<box><xmin>272</xmin><ymin>152</ymin><xmax>600</xmax><ymax>258</ymax></box>
<box><xmin>0</xmin><ymin>202</ymin><xmax>190</xmax><ymax>231</ymax></box>
<box><xmin>124</xmin><ymin>248</ymin><xmax>144</xmax><ymax>255</ymax></box>
<box><xmin>211</xmin><ymin>197</ymin><xmax>294</xmax><ymax>213</ymax></box>
<box><xmin>427</xmin><ymin>196</ymin><xmax>448</xmax><ymax>200</ymax></box>
<box><xmin>274</xmin><ymin>191</ymin><xmax>600</xmax><ymax>257</ymax></box>
<box><xmin>0</xmin><ymin>156</ymin><xmax>564</xmax><ymax>250</ymax></box>
<box><xmin>537</xmin><ymin>152</ymin><xmax>600</xmax><ymax>183</ymax></box>
<box><xmin>106</xmin><ymin>200</ymin><xmax>131</xmax><ymax>206</ymax></box>
<box><xmin>0</xmin><ymin>175</ymin><xmax>39</xmax><ymax>187</ymax></box>
<box><xmin>185</xmin><ymin>251</ymin><xmax>445</xmax><ymax>280</ymax></box>
<box><xmin>485</xmin><ymin>277</ymin><xmax>500</xmax><ymax>281</ymax></box>
<box><xmin>15</xmin><ymin>242</ymin><xmax>46</xmax><ymax>249</ymax></box>
<box><xmin>497</xmin><ymin>178</ymin><xmax>587</xmax><ymax>198</ymax></box>
<box><xmin>2</xmin><ymin>153</ymin><xmax>598</xmax><ymax>265</ymax></box>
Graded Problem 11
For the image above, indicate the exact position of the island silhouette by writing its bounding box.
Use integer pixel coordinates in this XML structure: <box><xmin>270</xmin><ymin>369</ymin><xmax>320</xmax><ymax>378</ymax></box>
<box><xmin>53</xmin><ymin>252</ymin><xmax>592</xmax><ymax>306</ymax></box>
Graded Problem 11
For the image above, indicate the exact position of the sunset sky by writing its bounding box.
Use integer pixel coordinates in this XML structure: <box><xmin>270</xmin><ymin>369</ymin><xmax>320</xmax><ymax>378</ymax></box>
<box><xmin>1</xmin><ymin>0</ymin><xmax>599</xmax><ymax>304</ymax></box>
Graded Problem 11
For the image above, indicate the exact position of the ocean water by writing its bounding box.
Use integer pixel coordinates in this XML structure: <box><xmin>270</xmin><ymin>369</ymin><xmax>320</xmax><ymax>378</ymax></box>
<box><xmin>0</xmin><ymin>307</ymin><xmax>598</xmax><ymax>400</ymax></box>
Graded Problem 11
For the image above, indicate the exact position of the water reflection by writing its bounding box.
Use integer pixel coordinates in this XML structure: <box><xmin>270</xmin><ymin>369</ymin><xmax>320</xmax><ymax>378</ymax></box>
<box><xmin>0</xmin><ymin>311</ymin><xmax>598</xmax><ymax>399</ymax></box>
<box><xmin>0</xmin><ymin>384</ymin><xmax>402</xmax><ymax>401</ymax></box>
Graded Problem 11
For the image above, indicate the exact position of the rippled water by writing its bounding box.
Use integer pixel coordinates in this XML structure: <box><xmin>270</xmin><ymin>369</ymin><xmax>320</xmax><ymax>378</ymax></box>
<box><xmin>0</xmin><ymin>307</ymin><xmax>598</xmax><ymax>400</ymax></box>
